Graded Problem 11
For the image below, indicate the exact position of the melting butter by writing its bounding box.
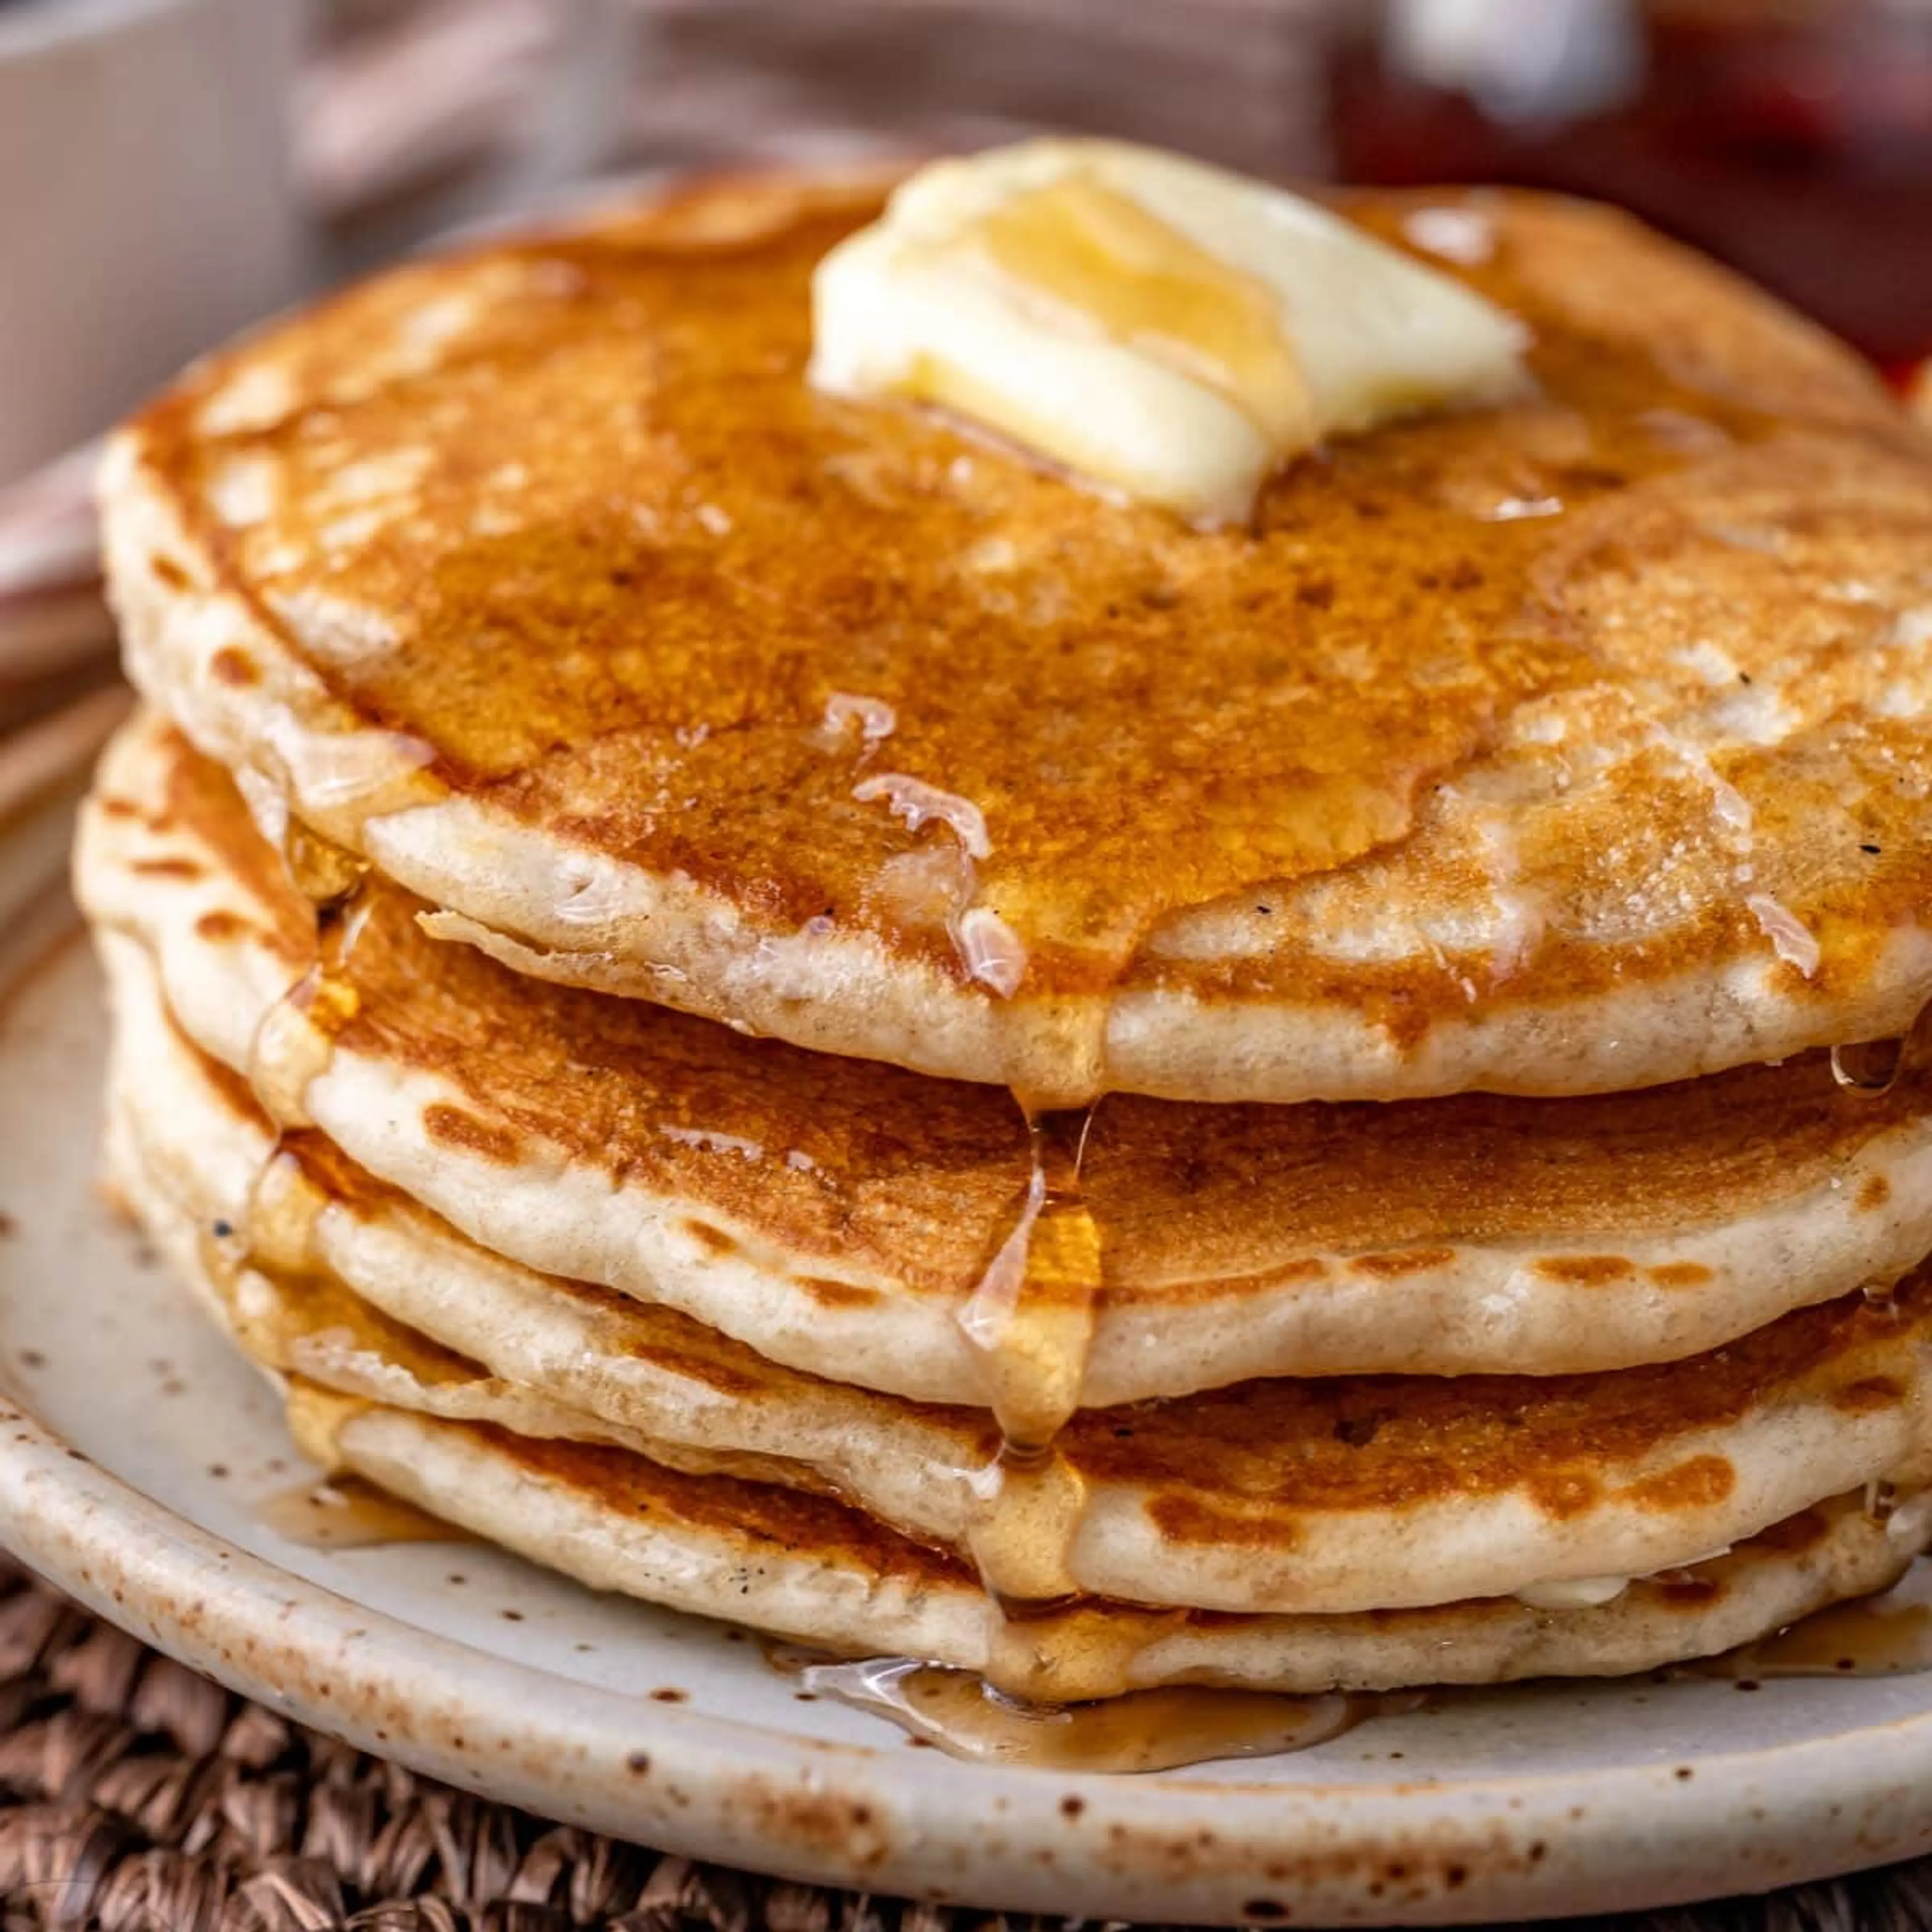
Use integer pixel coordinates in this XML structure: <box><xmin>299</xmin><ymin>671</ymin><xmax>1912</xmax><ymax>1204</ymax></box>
<box><xmin>973</xmin><ymin>174</ymin><xmax>1314</xmax><ymax>452</ymax></box>
<box><xmin>810</xmin><ymin>139</ymin><xmax>1528</xmax><ymax>525</ymax></box>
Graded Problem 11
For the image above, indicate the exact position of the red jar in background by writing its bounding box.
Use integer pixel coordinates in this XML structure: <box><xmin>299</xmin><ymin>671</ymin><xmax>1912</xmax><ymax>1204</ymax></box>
<box><xmin>1327</xmin><ymin>0</ymin><xmax>1932</xmax><ymax>375</ymax></box>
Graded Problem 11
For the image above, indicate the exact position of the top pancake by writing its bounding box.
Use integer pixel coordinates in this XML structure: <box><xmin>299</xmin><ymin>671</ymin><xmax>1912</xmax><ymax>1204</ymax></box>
<box><xmin>101</xmin><ymin>167</ymin><xmax>1932</xmax><ymax>1104</ymax></box>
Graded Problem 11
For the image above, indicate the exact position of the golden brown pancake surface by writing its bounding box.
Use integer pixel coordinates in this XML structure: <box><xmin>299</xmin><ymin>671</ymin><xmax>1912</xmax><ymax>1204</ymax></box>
<box><xmin>106</xmin><ymin>172</ymin><xmax>1932</xmax><ymax>1101</ymax></box>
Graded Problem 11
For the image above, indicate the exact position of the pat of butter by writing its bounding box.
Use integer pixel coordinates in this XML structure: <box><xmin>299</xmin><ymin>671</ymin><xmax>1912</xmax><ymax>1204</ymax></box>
<box><xmin>809</xmin><ymin>139</ymin><xmax>1529</xmax><ymax>525</ymax></box>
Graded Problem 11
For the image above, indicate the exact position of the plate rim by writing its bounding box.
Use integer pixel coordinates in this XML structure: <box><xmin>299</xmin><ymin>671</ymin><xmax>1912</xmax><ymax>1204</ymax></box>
<box><xmin>11</xmin><ymin>866</ymin><xmax>1932</xmax><ymax>1922</ymax></box>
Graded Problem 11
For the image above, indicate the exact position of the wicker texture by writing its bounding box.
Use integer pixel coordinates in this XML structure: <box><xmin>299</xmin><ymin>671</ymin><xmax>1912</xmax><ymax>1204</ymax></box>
<box><xmin>0</xmin><ymin>1560</ymin><xmax>1929</xmax><ymax>1931</ymax></box>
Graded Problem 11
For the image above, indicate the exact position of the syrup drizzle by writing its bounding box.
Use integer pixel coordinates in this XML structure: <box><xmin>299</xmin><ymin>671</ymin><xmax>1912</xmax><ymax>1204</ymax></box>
<box><xmin>956</xmin><ymin>1105</ymin><xmax>1099</xmax><ymax>1454</ymax></box>
<box><xmin>786</xmin><ymin>1572</ymin><xmax>1932</xmax><ymax>1771</ymax></box>
<box><xmin>253</xmin><ymin>1474</ymin><xmax>472</xmax><ymax>1550</ymax></box>
<box><xmin>218</xmin><ymin>792</ymin><xmax>1932</xmax><ymax>1730</ymax></box>
<box><xmin>282</xmin><ymin>819</ymin><xmax>370</xmax><ymax>911</ymax></box>
<box><xmin>1691</xmin><ymin>1588</ymin><xmax>1932</xmax><ymax>1680</ymax></box>
<box><xmin>776</xmin><ymin>1650</ymin><xmax>1418</xmax><ymax>1772</ymax></box>
<box><xmin>228</xmin><ymin>824</ymin><xmax>371</xmax><ymax>1319</ymax></box>
<box><xmin>953</xmin><ymin>1102</ymin><xmax>1113</xmax><ymax>1700</ymax></box>
<box><xmin>1832</xmin><ymin>1037</ymin><xmax>1908</xmax><ymax>1095</ymax></box>
<box><xmin>1827</xmin><ymin>998</ymin><xmax>1932</xmax><ymax>1096</ymax></box>
<box><xmin>225</xmin><ymin>819</ymin><xmax>392</xmax><ymax>1528</ymax></box>
<box><xmin>248</xmin><ymin>828</ymin><xmax>371</xmax><ymax>1130</ymax></box>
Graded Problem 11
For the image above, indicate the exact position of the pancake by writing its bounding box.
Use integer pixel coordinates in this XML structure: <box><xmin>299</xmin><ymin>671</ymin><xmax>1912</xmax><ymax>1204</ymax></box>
<box><xmin>99</xmin><ymin>169</ymin><xmax>1932</xmax><ymax>1107</ymax></box>
<box><xmin>99</xmin><ymin>921</ymin><xmax>1932</xmax><ymax>1621</ymax></box>
<box><xmin>319</xmin><ymin>1403</ymin><xmax>1932</xmax><ymax>1703</ymax></box>
<box><xmin>96</xmin><ymin>1022</ymin><xmax>1932</xmax><ymax>1695</ymax></box>
<box><xmin>78</xmin><ymin>708</ymin><xmax>1932</xmax><ymax>1402</ymax></box>
<box><xmin>95</xmin><ymin>1036</ymin><xmax>1932</xmax><ymax>1700</ymax></box>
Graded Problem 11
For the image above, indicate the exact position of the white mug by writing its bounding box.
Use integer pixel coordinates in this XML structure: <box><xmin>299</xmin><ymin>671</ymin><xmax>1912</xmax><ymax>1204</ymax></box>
<box><xmin>0</xmin><ymin>0</ymin><xmax>311</xmax><ymax>488</ymax></box>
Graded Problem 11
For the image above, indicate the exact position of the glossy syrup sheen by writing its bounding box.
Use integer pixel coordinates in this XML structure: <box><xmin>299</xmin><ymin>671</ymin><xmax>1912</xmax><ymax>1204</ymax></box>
<box><xmin>176</xmin><ymin>989</ymin><xmax>1932</xmax><ymax>1561</ymax></box>
<box><xmin>777</xmin><ymin>1569</ymin><xmax>1932</xmax><ymax>1772</ymax></box>
<box><xmin>116</xmin><ymin>174</ymin><xmax>1932</xmax><ymax>1740</ymax></box>
<box><xmin>1724</xmin><ymin>1594</ymin><xmax>1932</xmax><ymax>1678</ymax></box>
<box><xmin>774</xmin><ymin>1648</ymin><xmax>1420</xmax><ymax>1772</ymax></box>
<box><xmin>192</xmin><ymin>1056</ymin><xmax>475</xmax><ymax>1556</ymax></box>
<box><xmin>953</xmin><ymin>1101</ymin><xmax>1104</xmax><ymax>1696</ymax></box>
<box><xmin>132</xmin><ymin>177</ymin><xmax>1932</xmax><ymax>1056</ymax></box>
<box><xmin>137</xmin><ymin>738</ymin><xmax>1932</xmax><ymax>1576</ymax></box>
<box><xmin>947</xmin><ymin>1069</ymin><xmax>1932</xmax><ymax>1698</ymax></box>
<box><xmin>946</xmin><ymin>173</ymin><xmax>1311</xmax><ymax>444</ymax></box>
<box><xmin>253</xmin><ymin>1475</ymin><xmax>472</xmax><ymax>1551</ymax></box>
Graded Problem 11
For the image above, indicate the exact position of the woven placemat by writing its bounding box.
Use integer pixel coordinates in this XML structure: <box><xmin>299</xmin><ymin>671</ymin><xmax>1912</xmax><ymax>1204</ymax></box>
<box><xmin>1</xmin><ymin>1560</ymin><xmax>1928</xmax><ymax>1932</ymax></box>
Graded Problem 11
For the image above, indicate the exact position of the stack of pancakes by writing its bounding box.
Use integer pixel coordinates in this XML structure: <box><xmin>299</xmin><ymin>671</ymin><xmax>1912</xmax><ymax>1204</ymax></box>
<box><xmin>74</xmin><ymin>169</ymin><xmax>1932</xmax><ymax>1715</ymax></box>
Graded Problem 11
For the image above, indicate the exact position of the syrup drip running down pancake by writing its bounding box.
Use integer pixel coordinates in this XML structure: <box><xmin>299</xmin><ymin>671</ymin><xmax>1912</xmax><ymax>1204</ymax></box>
<box><xmin>78</xmin><ymin>713</ymin><xmax>1932</xmax><ymax>1408</ymax></box>
<box><xmin>95</xmin><ymin>893</ymin><xmax>1932</xmax><ymax>1624</ymax></box>
<box><xmin>100</xmin><ymin>172</ymin><xmax>1932</xmax><ymax>1106</ymax></box>
<box><xmin>95</xmin><ymin>1036</ymin><xmax>1932</xmax><ymax>1704</ymax></box>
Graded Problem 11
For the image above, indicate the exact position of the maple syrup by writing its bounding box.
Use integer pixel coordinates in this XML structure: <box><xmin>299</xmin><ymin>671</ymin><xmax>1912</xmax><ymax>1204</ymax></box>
<box><xmin>1826</xmin><ymin>994</ymin><xmax>1932</xmax><ymax>1097</ymax></box>
<box><xmin>139</xmin><ymin>168</ymin><xmax>1932</xmax><ymax>1112</ymax></box>
<box><xmin>225</xmin><ymin>817</ymin><xmax>397</xmax><ymax>1537</ymax></box>
<box><xmin>240</xmin><ymin>825</ymin><xmax>372</xmax><ymax>1297</ymax></box>
<box><xmin>237</xmin><ymin>1146</ymin><xmax>327</xmax><ymax>1276</ymax></box>
<box><xmin>952</xmin><ymin>1102</ymin><xmax>1114</xmax><ymax>1696</ymax></box>
<box><xmin>957</xmin><ymin>1105</ymin><xmax>1101</xmax><ymax>1452</ymax></box>
<box><xmin>253</xmin><ymin>1474</ymin><xmax>473</xmax><ymax>1551</ymax></box>
<box><xmin>772</xmin><ymin>1649</ymin><xmax>1420</xmax><ymax>1773</ymax></box>
<box><xmin>1692</xmin><ymin>1590</ymin><xmax>1932</xmax><ymax>1681</ymax></box>
<box><xmin>248</xmin><ymin>889</ymin><xmax>368</xmax><ymax>1130</ymax></box>
<box><xmin>971</xmin><ymin>174</ymin><xmax>1310</xmax><ymax>447</ymax></box>
<box><xmin>1832</xmin><ymin>1037</ymin><xmax>1908</xmax><ymax>1095</ymax></box>
<box><xmin>282</xmin><ymin>819</ymin><xmax>369</xmax><ymax>911</ymax></box>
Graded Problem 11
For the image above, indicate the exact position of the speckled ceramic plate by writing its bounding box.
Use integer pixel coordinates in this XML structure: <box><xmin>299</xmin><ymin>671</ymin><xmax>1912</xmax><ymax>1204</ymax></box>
<box><xmin>7</xmin><ymin>800</ymin><xmax>1932</xmax><ymax>1925</ymax></box>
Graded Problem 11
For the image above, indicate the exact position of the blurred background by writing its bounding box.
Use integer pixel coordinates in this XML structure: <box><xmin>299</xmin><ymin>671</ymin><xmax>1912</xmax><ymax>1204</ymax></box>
<box><xmin>3</xmin><ymin>0</ymin><xmax>1930</xmax><ymax>771</ymax></box>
